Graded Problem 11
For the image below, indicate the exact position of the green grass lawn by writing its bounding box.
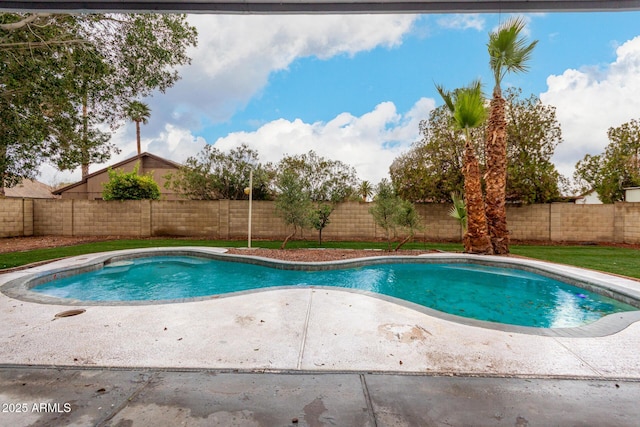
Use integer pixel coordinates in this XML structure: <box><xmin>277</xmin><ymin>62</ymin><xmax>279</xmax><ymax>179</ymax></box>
<box><xmin>1</xmin><ymin>238</ymin><xmax>638</xmax><ymax>279</ymax></box>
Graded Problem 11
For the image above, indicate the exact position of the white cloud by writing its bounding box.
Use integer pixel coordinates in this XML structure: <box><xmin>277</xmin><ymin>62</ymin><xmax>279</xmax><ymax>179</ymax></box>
<box><xmin>39</xmin><ymin>14</ymin><xmax>417</xmax><ymax>186</ymax></box>
<box><xmin>437</xmin><ymin>14</ymin><xmax>485</xmax><ymax>31</ymax></box>
<box><xmin>212</xmin><ymin>98</ymin><xmax>435</xmax><ymax>184</ymax></box>
<box><xmin>540</xmin><ymin>35</ymin><xmax>640</xmax><ymax>179</ymax></box>
<box><xmin>39</xmin><ymin>124</ymin><xmax>206</xmax><ymax>186</ymax></box>
<box><xmin>153</xmin><ymin>14</ymin><xmax>417</xmax><ymax>131</ymax></box>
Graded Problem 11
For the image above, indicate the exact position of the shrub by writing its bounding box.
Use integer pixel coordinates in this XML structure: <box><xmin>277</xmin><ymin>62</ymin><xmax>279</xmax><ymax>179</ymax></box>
<box><xmin>102</xmin><ymin>163</ymin><xmax>161</xmax><ymax>200</ymax></box>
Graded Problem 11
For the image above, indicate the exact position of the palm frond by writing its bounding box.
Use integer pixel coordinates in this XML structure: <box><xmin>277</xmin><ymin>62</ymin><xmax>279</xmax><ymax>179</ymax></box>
<box><xmin>452</xmin><ymin>81</ymin><xmax>486</xmax><ymax>130</ymax></box>
<box><xmin>488</xmin><ymin>16</ymin><xmax>538</xmax><ymax>84</ymax></box>
<box><xmin>449</xmin><ymin>191</ymin><xmax>467</xmax><ymax>231</ymax></box>
<box><xmin>435</xmin><ymin>83</ymin><xmax>455</xmax><ymax>112</ymax></box>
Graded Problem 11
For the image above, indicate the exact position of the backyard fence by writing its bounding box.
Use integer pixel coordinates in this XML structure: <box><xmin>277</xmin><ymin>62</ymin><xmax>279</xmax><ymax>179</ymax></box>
<box><xmin>1</xmin><ymin>198</ymin><xmax>640</xmax><ymax>244</ymax></box>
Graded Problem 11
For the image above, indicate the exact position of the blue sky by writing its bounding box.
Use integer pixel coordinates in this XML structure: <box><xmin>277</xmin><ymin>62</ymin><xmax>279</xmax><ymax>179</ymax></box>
<box><xmin>42</xmin><ymin>11</ymin><xmax>640</xmax><ymax>190</ymax></box>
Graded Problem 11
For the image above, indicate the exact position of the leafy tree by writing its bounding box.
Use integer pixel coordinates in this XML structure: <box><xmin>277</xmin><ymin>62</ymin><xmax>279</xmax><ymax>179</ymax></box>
<box><xmin>125</xmin><ymin>101</ymin><xmax>151</xmax><ymax>155</ymax></box>
<box><xmin>437</xmin><ymin>80</ymin><xmax>492</xmax><ymax>254</ymax></box>
<box><xmin>1</xmin><ymin>13</ymin><xmax>197</xmax><ymax>181</ymax></box>
<box><xmin>369</xmin><ymin>180</ymin><xmax>400</xmax><ymax>251</ymax></box>
<box><xmin>102</xmin><ymin>163</ymin><xmax>161</xmax><ymax>200</ymax></box>
<box><xmin>393</xmin><ymin>199</ymin><xmax>422</xmax><ymax>251</ymax></box>
<box><xmin>274</xmin><ymin>169</ymin><xmax>312</xmax><ymax>249</ymax></box>
<box><xmin>277</xmin><ymin>151</ymin><xmax>358</xmax><ymax>244</ymax></box>
<box><xmin>165</xmin><ymin>144</ymin><xmax>272</xmax><ymax>200</ymax></box>
<box><xmin>0</xmin><ymin>14</ymin><xmax>79</xmax><ymax>195</ymax></box>
<box><xmin>369</xmin><ymin>179</ymin><xmax>421</xmax><ymax>251</ymax></box>
<box><xmin>574</xmin><ymin>118</ymin><xmax>640</xmax><ymax>203</ymax></box>
<box><xmin>390</xmin><ymin>106</ymin><xmax>470</xmax><ymax>203</ymax></box>
<box><xmin>505</xmin><ymin>89</ymin><xmax>563</xmax><ymax>204</ymax></box>
<box><xmin>310</xmin><ymin>203</ymin><xmax>333</xmax><ymax>246</ymax></box>
<box><xmin>277</xmin><ymin>151</ymin><xmax>358</xmax><ymax>202</ymax></box>
<box><xmin>391</xmin><ymin>89</ymin><xmax>564</xmax><ymax>205</ymax></box>
<box><xmin>485</xmin><ymin>16</ymin><xmax>537</xmax><ymax>254</ymax></box>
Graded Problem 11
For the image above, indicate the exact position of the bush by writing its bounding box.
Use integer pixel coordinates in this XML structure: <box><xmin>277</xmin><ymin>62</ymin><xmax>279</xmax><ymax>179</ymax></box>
<box><xmin>102</xmin><ymin>163</ymin><xmax>161</xmax><ymax>200</ymax></box>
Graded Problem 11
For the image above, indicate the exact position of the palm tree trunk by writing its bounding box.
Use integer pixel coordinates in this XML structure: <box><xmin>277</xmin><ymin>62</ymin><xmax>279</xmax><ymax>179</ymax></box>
<box><xmin>136</xmin><ymin>121</ymin><xmax>141</xmax><ymax>154</ymax></box>
<box><xmin>462</xmin><ymin>136</ymin><xmax>493</xmax><ymax>254</ymax></box>
<box><xmin>485</xmin><ymin>90</ymin><xmax>510</xmax><ymax>254</ymax></box>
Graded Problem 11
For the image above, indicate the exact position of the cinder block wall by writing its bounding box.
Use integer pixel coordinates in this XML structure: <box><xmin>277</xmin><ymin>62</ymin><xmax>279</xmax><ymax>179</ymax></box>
<box><xmin>152</xmin><ymin>200</ymin><xmax>220</xmax><ymax>237</ymax></box>
<box><xmin>0</xmin><ymin>198</ymin><xmax>32</xmax><ymax>237</ymax></box>
<box><xmin>73</xmin><ymin>200</ymin><xmax>143</xmax><ymax>236</ymax></box>
<box><xmin>550</xmin><ymin>203</ymin><xmax>615</xmax><ymax>242</ymax></box>
<box><xmin>622</xmin><ymin>203</ymin><xmax>640</xmax><ymax>244</ymax></box>
<box><xmin>2</xmin><ymin>198</ymin><xmax>640</xmax><ymax>243</ymax></box>
<box><xmin>507</xmin><ymin>204</ymin><xmax>551</xmax><ymax>240</ymax></box>
<box><xmin>34</xmin><ymin>199</ymin><xmax>67</xmax><ymax>235</ymax></box>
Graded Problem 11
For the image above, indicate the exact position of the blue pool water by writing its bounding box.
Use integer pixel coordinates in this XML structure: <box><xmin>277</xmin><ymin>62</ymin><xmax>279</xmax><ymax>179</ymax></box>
<box><xmin>32</xmin><ymin>256</ymin><xmax>637</xmax><ymax>328</ymax></box>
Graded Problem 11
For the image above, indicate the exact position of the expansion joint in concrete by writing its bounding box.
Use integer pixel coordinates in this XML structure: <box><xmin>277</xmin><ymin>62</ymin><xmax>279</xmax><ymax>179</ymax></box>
<box><xmin>296</xmin><ymin>289</ymin><xmax>313</xmax><ymax>369</ymax></box>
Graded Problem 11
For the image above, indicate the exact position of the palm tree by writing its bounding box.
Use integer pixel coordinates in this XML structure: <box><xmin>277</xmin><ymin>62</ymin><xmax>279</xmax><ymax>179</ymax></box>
<box><xmin>485</xmin><ymin>17</ymin><xmax>537</xmax><ymax>254</ymax></box>
<box><xmin>125</xmin><ymin>101</ymin><xmax>151</xmax><ymax>155</ymax></box>
<box><xmin>358</xmin><ymin>180</ymin><xmax>373</xmax><ymax>202</ymax></box>
<box><xmin>437</xmin><ymin>81</ymin><xmax>493</xmax><ymax>254</ymax></box>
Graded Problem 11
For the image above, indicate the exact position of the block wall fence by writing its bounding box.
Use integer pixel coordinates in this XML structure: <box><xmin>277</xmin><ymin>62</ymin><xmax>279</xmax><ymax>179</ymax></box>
<box><xmin>1</xmin><ymin>199</ymin><xmax>640</xmax><ymax>244</ymax></box>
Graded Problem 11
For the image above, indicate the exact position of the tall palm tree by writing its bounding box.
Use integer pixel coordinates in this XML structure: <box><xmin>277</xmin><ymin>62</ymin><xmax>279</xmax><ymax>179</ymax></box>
<box><xmin>437</xmin><ymin>81</ymin><xmax>493</xmax><ymax>254</ymax></box>
<box><xmin>485</xmin><ymin>17</ymin><xmax>537</xmax><ymax>254</ymax></box>
<box><xmin>125</xmin><ymin>101</ymin><xmax>151</xmax><ymax>155</ymax></box>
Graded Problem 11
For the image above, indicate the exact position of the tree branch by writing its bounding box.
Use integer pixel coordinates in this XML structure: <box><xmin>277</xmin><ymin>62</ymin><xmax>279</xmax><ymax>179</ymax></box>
<box><xmin>0</xmin><ymin>13</ymin><xmax>51</xmax><ymax>31</ymax></box>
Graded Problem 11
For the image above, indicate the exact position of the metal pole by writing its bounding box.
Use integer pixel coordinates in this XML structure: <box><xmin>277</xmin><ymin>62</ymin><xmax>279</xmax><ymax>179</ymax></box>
<box><xmin>248</xmin><ymin>169</ymin><xmax>253</xmax><ymax>248</ymax></box>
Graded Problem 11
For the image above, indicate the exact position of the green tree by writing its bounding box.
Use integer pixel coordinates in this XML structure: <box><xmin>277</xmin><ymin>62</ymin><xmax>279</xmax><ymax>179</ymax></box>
<box><xmin>505</xmin><ymin>89</ymin><xmax>563</xmax><ymax>204</ymax></box>
<box><xmin>309</xmin><ymin>203</ymin><xmax>333</xmax><ymax>246</ymax></box>
<box><xmin>437</xmin><ymin>80</ymin><xmax>492</xmax><ymax>254</ymax></box>
<box><xmin>391</xmin><ymin>88</ymin><xmax>563</xmax><ymax>205</ymax></box>
<box><xmin>1</xmin><ymin>13</ymin><xmax>197</xmax><ymax>181</ymax></box>
<box><xmin>574</xmin><ymin>118</ymin><xmax>640</xmax><ymax>203</ymax></box>
<box><xmin>0</xmin><ymin>14</ymin><xmax>79</xmax><ymax>195</ymax></box>
<box><xmin>277</xmin><ymin>151</ymin><xmax>358</xmax><ymax>202</ymax></box>
<box><xmin>390</xmin><ymin>106</ymin><xmax>471</xmax><ymax>203</ymax></box>
<box><xmin>125</xmin><ymin>101</ymin><xmax>151</xmax><ymax>155</ymax></box>
<box><xmin>277</xmin><ymin>151</ymin><xmax>358</xmax><ymax>245</ymax></box>
<box><xmin>165</xmin><ymin>144</ymin><xmax>272</xmax><ymax>200</ymax></box>
<box><xmin>274</xmin><ymin>169</ymin><xmax>312</xmax><ymax>249</ymax></box>
<box><xmin>485</xmin><ymin>16</ymin><xmax>538</xmax><ymax>254</ymax></box>
<box><xmin>369</xmin><ymin>179</ymin><xmax>421</xmax><ymax>251</ymax></box>
<box><xmin>102</xmin><ymin>163</ymin><xmax>161</xmax><ymax>200</ymax></box>
<box><xmin>393</xmin><ymin>199</ymin><xmax>422</xmax><ymax>251</ymax></box>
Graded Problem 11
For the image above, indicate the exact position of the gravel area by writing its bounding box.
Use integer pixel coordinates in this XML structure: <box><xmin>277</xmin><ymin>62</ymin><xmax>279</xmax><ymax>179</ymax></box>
<box><xmin>226</xmin><ymin>248</ymin><xmax>437</xmax><ymax>261</ymax></box>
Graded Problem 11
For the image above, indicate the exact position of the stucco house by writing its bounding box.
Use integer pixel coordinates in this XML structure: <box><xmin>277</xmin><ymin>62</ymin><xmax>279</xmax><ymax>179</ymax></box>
<box><xmin>574</xmin><ymin>189</ymin><xmax>603</xmax><ymax>205</ymax></box>
<box><xmin>53</xmin><ymin>152</ymin><xmax>182</xmax><ymax>200</ymax></box>
<box><xmin>625</xmin><ymin>187</ymin><xmax>640</xmax><ymax>202</ymax></box>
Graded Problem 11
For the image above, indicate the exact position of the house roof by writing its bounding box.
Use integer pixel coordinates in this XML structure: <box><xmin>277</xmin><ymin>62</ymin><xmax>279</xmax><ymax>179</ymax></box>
<box><xmin>5</xmin><ymin>179</ymin><xmax>57</xmax><ymax>199</ymax></box>
<box><xmin>52</xmin><ymin>152</ymin><xmax>181</xmax><ymax>195</ymax></box>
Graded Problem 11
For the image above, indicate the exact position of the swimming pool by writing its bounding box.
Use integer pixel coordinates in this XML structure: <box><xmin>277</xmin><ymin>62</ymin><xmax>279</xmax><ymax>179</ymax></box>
<box><xmin>23</xmin><ymin>253</ymin><xmax>639</xmax><ymax>329</ymax></box>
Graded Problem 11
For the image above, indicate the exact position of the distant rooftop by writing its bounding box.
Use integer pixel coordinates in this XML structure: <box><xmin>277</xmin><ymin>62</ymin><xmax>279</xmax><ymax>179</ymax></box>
<box><xmin>5</xmin><ymin>179</ymin><xmax>57</xmax><ymax>199</ymax></box>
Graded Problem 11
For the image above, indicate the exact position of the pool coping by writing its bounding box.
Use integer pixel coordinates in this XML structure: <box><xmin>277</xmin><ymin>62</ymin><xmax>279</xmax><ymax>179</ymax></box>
<box><xmin>2</xmin><ymin>246</ymin><xmax>640</xmax><ymax>339</ymax></box>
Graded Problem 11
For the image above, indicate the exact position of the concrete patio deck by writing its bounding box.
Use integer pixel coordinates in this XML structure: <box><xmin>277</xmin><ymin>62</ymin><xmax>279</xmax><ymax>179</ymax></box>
<box><xmin>1</xmin><ymin>247</ymin><xmax>640</xmax><ymax>425</ymax></box>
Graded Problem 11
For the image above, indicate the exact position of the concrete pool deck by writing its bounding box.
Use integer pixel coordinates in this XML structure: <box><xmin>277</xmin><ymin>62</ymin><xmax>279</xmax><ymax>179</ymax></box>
<box><xmin>1</xmin><ymin>247</ymin><xmax>640</xmax><ymax>425</ymax></box>
<box><xmin>2</xmin><ymin>247</ymin><xmax>640</xmax><ymax>377</ymax></box>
